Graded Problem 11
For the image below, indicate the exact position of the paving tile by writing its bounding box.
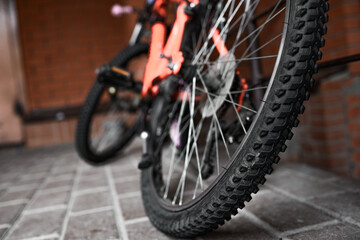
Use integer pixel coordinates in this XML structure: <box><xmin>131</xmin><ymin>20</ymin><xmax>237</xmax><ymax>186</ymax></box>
<box><xmin>51</xmin><ymin>164</ymin><xmax>78</xmax><ymax>176</ymax></box>
<box><xmin>112</xmin><ymin>168</ymin><xmax>139</xmax><ymax>179</ymax></box>
<box><xmin>309</xmin><ymin>191</ymin><xmax>360</xmax><ymax>222</ymax></box>
<box><xmin>76</xmin><ymin>176</ymin><xmax>108</xmax><ymax>191</ymax></box>
<box><xmin>46</xmin><ymin>173</ymin><xmax>75</xmax><ymax>183</ymax></box>
<box><xmin>0</xmin><ymin>173</ymin><xmax>18</xmax><ymax>184</ymax></box>
<box><xmin>51</xmin><ymin>167</ymin><xmax>77</xmax><ymax>177</ymax></box>
<box><xmin>288</xmin><ymin>223</ymin><xmax>360</xmax><ymax>240</ymax></box>
<box><xmin>0</xmin><ymin>204</ymin><xmax>25</xmax><ymax>224</ymax></box>
<box><xmin>11</xmin><ymin>177</ymin><xmax>44</xmax><ymax>187</ymax></box>
<box><xmin>64</xmin><ymin>210</ymin><xmax>118</xmax><ymax>240</ymax></box>
<box><xmin>276</xmin><ymin>163</ymin><xmax>337</xmax><ymax>181</ymax></box>
<box><xmin>2</xmin><ymin>142</ymin><xmax>360</xmax><ymax>240</ymax></box>
<box><xmin>80</xmin><ymin>167</ymin><xmax>106</xmax><ymax>178</ymax></box>
<box><xmin>115</xmin><ymin>178</ymin><xmax>141</xmax><ymax>195</ymax></box>
<box><xmin>72</xmin><ymin>191</ymin><xmax>112</xmax><ymax>212</ymax></box>
<box><xmin>267</xmin><ymin>170</ymin><xmax>343</xmax><ymax>199</ymax></box>
<box><xmin>7</xmin><ymin>209</ymin><xmax>65</xmax><ymax>240</ymax></box>
<box><xmin>26</xmin><ymin>163</ymin><xmax>53</xmax><ymax>174</ymax></box>
<box><xmin>127</xmin><ymin>220</ymin><xmax>184</xmax><ymax>240</ymax></box>
<box><xmin>28</xmin><ymin>191</ymin><xmax>70</xmax><ymax>210</ymax></box>
<box><xmin>328</xmin><ymin>177</ymin><xmax>360</xmax><ymax>191</ymax></box>
<box><xmin>119</xmin><ymin>195</ymin><xmax>145</xmax><ymax>220</ymax></box>
<box><xmin>42</xmin><ymin>178</ymin><xmax>74</xmax><ymax>190</ymax></box>
<box><xmin>0</xmin><ymin>189</ymin><xmax>35</xmax><ymax>202</ymax></box>
<box><xmin>245</xmin><ymin>190</ymin><xmax>332</xmax><ymax>232</ymax></box>
<box><xmin>201</xmin><ymin>213</ymin><xmax>275</xmax><ymax>240</ymax></box>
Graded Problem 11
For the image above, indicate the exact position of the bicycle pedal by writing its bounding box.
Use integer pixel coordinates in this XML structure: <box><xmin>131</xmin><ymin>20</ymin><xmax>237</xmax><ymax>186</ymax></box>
<box><xmin>97</xmin><ymin>65</ymin><xmax>142</xmax><ymax>92</ymax></box>
<box><xmin>111</xmin><ymin>66</ymin><xmax>131</xmax><ymax>79</ymax></box>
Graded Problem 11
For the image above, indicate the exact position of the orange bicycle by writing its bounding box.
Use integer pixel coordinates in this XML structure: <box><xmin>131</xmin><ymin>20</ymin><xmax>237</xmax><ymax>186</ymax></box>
<box><xmin>76</xmin><ymin>0</ymin><xmax>329</xmax><ymax>237</ymax></box>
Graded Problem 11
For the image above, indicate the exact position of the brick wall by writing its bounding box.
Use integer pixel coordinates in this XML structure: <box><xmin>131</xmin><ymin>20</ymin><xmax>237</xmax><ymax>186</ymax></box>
<box><xmin>16</xmin><ymin>0</ymin><xmax>143</xmax><ymax>147</ymax></box>
<box><xmin>17</xmin><ymin>0</ymin><xmax>142</xmax><ymax>110</ymax></box>
<box><xmin>283</xmin><ymin>0</ymin><xmax>360</xmax><ymax>178</ymax></box>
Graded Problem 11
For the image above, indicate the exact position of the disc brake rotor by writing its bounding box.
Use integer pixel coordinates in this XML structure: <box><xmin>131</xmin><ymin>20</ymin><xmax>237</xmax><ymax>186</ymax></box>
<box><xmin>201</xmin><ymin>53</ymin><xmax>236</xmax><ymax>117</ymax></box>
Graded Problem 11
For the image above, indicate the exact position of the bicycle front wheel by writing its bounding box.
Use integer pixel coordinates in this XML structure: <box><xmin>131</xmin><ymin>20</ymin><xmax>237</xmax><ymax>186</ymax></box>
<box><xmin>141</xmin><ymin>0</ymin><xmax>328</xmax><ymax>238</ymax></box>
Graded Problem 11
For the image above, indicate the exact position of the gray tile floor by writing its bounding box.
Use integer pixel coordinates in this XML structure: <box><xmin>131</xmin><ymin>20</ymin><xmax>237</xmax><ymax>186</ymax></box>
<box><xmin>0</xmin><ymin>140</ymin><xmax>360</xmax><ymax>240</ymax></box>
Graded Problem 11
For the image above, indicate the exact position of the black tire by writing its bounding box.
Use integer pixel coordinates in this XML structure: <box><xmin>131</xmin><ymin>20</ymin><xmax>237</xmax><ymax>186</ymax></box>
<box><xmin>76</xmin><ymin>43</ymin><xmax>149</xmax><ymax>165</ymax></box>
<box><xmin>141</xmin><ymin>0</ymin><xmax>329</xmax><ymax>238</ymax></box>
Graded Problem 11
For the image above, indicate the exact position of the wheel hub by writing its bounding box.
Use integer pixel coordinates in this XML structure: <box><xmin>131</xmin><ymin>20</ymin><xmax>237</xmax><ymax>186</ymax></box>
<box><xmin>201</xmin><ymin>53</ymin><xmax>236</xmax><ymax>117</ymax></box>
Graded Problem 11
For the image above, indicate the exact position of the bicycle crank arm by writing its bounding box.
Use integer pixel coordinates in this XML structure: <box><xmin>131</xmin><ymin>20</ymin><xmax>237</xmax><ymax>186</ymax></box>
<box><xmin>97</xmin><ymin>65</ymin><xmax>143</xmax><ymax>93</ymax></box>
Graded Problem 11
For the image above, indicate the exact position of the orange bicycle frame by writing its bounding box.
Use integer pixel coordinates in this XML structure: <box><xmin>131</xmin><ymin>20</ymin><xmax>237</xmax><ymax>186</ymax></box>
<box><xmin>141</xmin><ymin>0</ymin><xmax>199</xmax><ymax>96</ymax></box>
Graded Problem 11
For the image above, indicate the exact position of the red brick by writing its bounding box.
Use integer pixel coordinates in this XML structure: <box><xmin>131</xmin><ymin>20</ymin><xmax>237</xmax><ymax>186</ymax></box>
<box><xmin>346</xmin><ymin>94</ymin><xmax>360</xmax><ymax>105</ymax></box>
<box><xmin>349</xmin><ymin>122</ymin><xmax>360</xmax><ymax>133</ymax></box>
<box><xmin>344</xmin><ymin>78</ymin><xmax>355</xmax><ymax>87</ymax></box>
<box><xmin>328</xmin><ymin>157</ymin><xmax>349</xmax><ymax>169</ymax></box>
<box><xmin>310</xmin><ymin>104</ymin><xmax>343</xmax><ymax>116</ymax></box>
<box><xmin>355</xmin><ymin>167</ymin><xmax>360</xmax><ymax>178</ymax></box>
<box><xmin>311</xmin><ymin>117</ymin><xmax>345</xmax><ymax>128</ymax></box>
<box><xmin>311</xmin><ymin>129</ymin><xmax>346</xmax><ymax>141</ymax></box>
<box><xmin>351</xmin><ymin>136</ymin><xmax>360</xmax><ymax>148</ymax></box>
<box><xmin>354</xmin><ymin>152</ymin><xmax>360</xmax><ymax>163</ymax></box>
<box><xmin>349</xmin><ymin>61</ymin><xmax>360</xmax><ymax>75</ymax></box>
<box><xmin>17</xmin><ymin>0</ymin><xmax>138</xmax><ymax>110</ymax></box>
<box><xmin>347</xmin><ymin>107</ymin><xmax>360</xmax><ymax>120</ymax></box>
<box><xmin>319</xmin><ymin>81</ymin><xmax>343</xmax><ymax>92</ymax></box>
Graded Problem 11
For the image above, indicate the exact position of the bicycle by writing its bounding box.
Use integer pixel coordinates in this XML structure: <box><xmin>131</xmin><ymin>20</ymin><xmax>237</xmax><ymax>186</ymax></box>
<box><xmin>75</xmin><ymin>0</ymin><xmax>329</xmax><ymax>238</ymax></box>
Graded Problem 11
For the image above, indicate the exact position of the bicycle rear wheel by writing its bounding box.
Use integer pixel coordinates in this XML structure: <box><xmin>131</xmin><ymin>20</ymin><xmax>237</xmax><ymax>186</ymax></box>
<box><xmin>75</xmin><ymin>43</ymin><xmax>149</xmax><ymax>165</ymax></box>
<box><xmin>141</xmin><ymin>0</ymin><xmax>328</xmax><ymax>238</ymax></box>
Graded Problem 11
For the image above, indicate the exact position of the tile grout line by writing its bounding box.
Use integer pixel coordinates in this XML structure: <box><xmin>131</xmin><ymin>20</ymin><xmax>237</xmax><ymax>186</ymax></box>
<box><xmin>17</xmin><ymin>233</ymin><xmax>59</xmax><ymax>240</ymax></box>
<box><xmin>74</xmin><ymin>186</ymin><xmax>109</xmax><ymax>196</ymax></box>
<box><xmin>117</xmin><ymin>191</ymin><xmax>141</xmax><ymax>199</ymax></box>
<box><xmin>70</xmin><ymin>206</ymin><xmax>113</xmax><ymax>217</ymax></box>
<box><xmin>286</xmin><ymin>169</ymin><xmax>360</xmax><ymax>192</ymax></box>
<box><xmin>37</xmin><ymin>186</ymin><xmax>71</xmax><ymax>196</ymax></box>
<box><xmin>267</xmin><ymin>184</ymin><xmax>360</xmax><ymax>228</ymax></box>
<box><xmin>0</xmin><ymin>225</ymin><xmax>10</xmax><ymax>230</ymax></box>
<box><xmin>58</xmin><ymin>163</ymin><xmax>83</xmax><ymax>240</ymax></box>
<box><xmin>113</xmin><ymin>175</ymin><xmax>139</xmax><ymax>184</ymax></box>
<box><xmin>105</xmin><ymin>166</ymin><xmax>129</xmax><ymax>240</ymax></box>
<box><xmin>46</xmin><ymin>174</ymin><xmax>74</xmax><ymax>183</ymax></box>
<box><xmin>280</xmin><ymin>219</ymin><xmax>339</xmax><ymax>237</ymax></box>
<box><xmin>2</xmin><ymin>162</ymin><xmax>59</xmax><ymax>240</ymax></box>
<box><xmin>7</xmin><ymin>184</ymin><xmax>39</xmax><ymax>193</ymax></box>
<box><xmin>241</xmin><ymin>209</ymin><xmax>281</xmax><ymax>238</ymax></box>
<box><xmin>0</xmin><ymin>199</ymin><xmax>28</xmax><ymax>208</ymax></box>
<box><xmin>20</xmin><ymin>173</ymin><xmax>47</xmax><ymax>181</ymax></box>
<box><xmin>124</xmin><ymin>217</ymin><xmax>148</xmax><ymax>226</ymax></box>
<box><xmin>304</xmin><ymin>190</ymin><xmax>349</xmax><ymax>200</ymax></box>
<box><xmin>23</xmin><ymin>205</ymin><xmax>67</xmax><ymax>215</ymax></box>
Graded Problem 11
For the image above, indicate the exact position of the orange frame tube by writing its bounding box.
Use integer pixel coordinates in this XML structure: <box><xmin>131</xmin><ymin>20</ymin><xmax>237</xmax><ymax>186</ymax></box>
<box><xmin>142</xmin><ymin>1</ymin><xmax>199</xmax><ymax>96</ymax></box>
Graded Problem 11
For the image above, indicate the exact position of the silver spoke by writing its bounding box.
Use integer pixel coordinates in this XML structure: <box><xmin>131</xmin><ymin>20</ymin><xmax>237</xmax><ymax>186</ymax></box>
<box><xmin>195</xmin><ymin>86</ymin><xmax>257</xmax><ymax>114</ymax></box>
<box><xmin>228</xmin><ymin>93</ymin><xmax>247</xmax><ymax>135</ymax></box>
<box><xmin>193</xmin><ymin>0</ymin><xmax>235</xmax><ymax>64</ymax></box>
<box><xmin>230</xmin><ymin>86</ymin><xmax>268</xmax><ymax>94</ymax></box>
<box><xmin>197</xmin><ymin>71</ymin><xmax>231</xmax><ymax>159</ymax></box>
<box><xmin>199</xmin><ymin>55</ymin><xmax>278</xmax><ymax>65</ymax></box>
<box><xmin>164</xmin><ymin>89</ymin><xmax>189</xmax><ymax>199</ymax></box>
<box><xmin>214</xmin><ymin>120</ymin><xmax>220</xmax><ymax>176</ymax></box>
<box><xmin>244</xmin><ymin>33</ymin><xmax>283</xmax><ymax>59</ymax></box>
<box><xmin>181</xmin><ymin>77</ymin><xmax>204</xmax><ymax>205</ymax></box>
<box><xmin>172</xmin><ymin>117</ymin><xmax>205</xmax><ymax>205</ymax></box>
<box><xmin>241</xmin><ymin>0</ymin><xmax>284</xmax><ymax>60</ymax></box>
<box><xmin>198</xmin><ymin>0</ymin><xmax>246</xmax><ymax>67</ymax></box>
<box><xmin>227</xmin><ymin>6</ymin><xmax>286</xmax><ymax>57</ymax></box>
